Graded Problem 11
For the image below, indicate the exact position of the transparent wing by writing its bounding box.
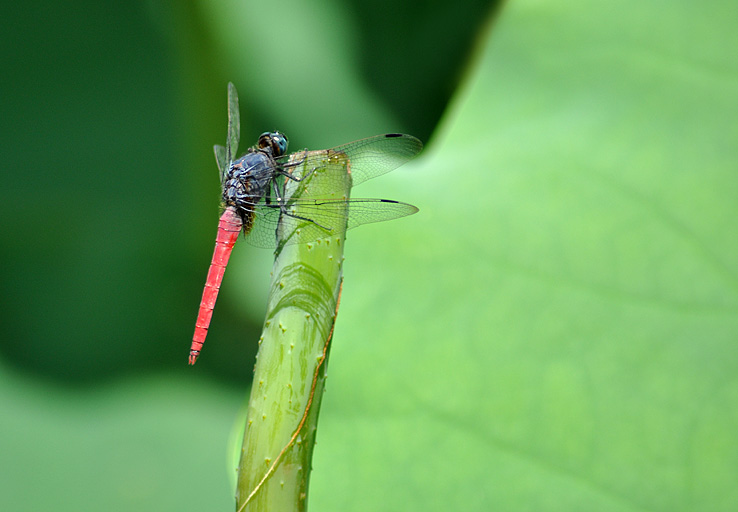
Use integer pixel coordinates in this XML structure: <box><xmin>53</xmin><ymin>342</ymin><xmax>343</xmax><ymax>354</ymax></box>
<box><xmin>283</xmin><ymin>133</ymin><xmax>422</xmax><ymax>189</ymax></box>
<box><xmin>243</xmin><ymin>198</ymin><xmax>419</xmax><ymax>248</ymax></box>
<box><xmin>226</xmin><ymin>82</ymin><xmax>240</xmax><ymax>163</ymax></box>
<box><xmin>214</xmin><ymin>144</ymin><xmax>227</xmax><ymax>184</ymax></box>
<box><xmin>240</xmin><ymin>136</ymin><xmax>421</xmax><ymax>248</ymax></box>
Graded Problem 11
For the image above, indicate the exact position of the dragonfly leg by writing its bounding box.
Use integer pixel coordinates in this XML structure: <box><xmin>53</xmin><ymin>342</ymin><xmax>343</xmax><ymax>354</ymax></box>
<box><xmin>280</xmin><ymin>207</ymin><xmax>332</xmax><ymax>232</ymax></box>
<box><xmin>281</xmin><ymin>149</ymin><xmax>308</xmax><ymax>170</ymax></box>
<box><xmin>277</xmin><ymin>150</ymin><xmax>318</xmax><ymax>183</ymax></box>
<box><xmin>270</xmin><ymin>151</ymin><xmax>333</xmax><ymax>233</ymax></box>
<box><xmin>264</xmin><ymin>178</ymin><xmax>275</xmax><ymax>205</ymax></box>
<box><xmin>270</xmin><ymin>174</ymin><xmax>285</xmax><ymax>205</ymax></box>
<box><xmin>272</xmin><ymin>177</ymin><xmax>332</xmax><ymax>232</ymax></box>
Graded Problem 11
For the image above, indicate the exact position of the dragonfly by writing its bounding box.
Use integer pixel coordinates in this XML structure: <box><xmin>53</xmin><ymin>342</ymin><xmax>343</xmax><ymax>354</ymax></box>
<box><xmin>189</xmin><ymin>83</ymin><xmax>422</xmax><ymax>365</ymax></box>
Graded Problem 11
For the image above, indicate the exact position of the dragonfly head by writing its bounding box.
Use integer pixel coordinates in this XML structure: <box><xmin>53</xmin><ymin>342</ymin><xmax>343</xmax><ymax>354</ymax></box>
<box><xmin>258</xmin><ymin>132</ymin><xmax>289</xmax><ymax>158</ymax></box>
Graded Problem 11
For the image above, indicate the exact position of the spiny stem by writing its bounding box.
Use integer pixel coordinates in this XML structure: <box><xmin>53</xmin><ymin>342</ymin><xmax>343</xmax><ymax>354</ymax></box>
<box><xmin>235</xmin><ymin>151</ymin><xmax>351</xmax><ymax>511</ymax></box>
<box><xmin>237</xmin><ymin>283</ymin><xmax>342</xmax><ymax>511</ymax></box>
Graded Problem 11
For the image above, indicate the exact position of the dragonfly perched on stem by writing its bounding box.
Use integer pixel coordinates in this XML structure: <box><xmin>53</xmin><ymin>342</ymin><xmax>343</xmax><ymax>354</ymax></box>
<box><xmin>189</xmin><ymin>83</ymin><xmax>422</xmax><ymax>364</ymax></box>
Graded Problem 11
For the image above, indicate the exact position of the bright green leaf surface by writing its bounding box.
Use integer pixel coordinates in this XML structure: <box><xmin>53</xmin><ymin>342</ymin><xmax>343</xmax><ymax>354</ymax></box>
<box><xmin>309</xmin><ymin>1</ymin><xmax>738</xmax><ymax>511</ymax></box>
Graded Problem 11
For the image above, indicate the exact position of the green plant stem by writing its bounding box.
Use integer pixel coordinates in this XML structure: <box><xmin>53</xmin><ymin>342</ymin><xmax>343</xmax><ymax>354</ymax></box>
<box><xmin>235</xmin><ymin>151</ymin><xmax>350</xmax><ymax>512</ymax></box>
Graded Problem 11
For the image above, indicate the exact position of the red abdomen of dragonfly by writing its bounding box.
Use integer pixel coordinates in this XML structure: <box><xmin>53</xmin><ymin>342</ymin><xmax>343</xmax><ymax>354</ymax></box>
<box><xmin>189</xmin><ymin>207</ymin><xmax>243</xmax><ymax>365</ymax></box>
<box><xmin>190</xmin><ymin>133</ymin><xmax>287</xmax><ymax>364</ymax></box>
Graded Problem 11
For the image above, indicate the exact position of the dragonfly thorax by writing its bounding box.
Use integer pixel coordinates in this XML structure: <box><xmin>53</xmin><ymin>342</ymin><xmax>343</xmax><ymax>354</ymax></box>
<box><xmin>223</xmin><ymin>152</ymin><xmax>276</xmax><ymax>215</ymax></box>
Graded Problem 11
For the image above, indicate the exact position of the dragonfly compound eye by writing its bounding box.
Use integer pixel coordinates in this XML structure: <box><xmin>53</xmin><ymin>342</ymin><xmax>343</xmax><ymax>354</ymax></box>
<box><xmin>257</xmin><ymin>132</ymin><xmax>271</xmax><ymax>149</ymax></box>
<box><xmin>271</xmin><ymin>132</ymin><xmax>288</xmax><ymax>157</ymax></box>
<box><xmin>257</xmin><ymin>131</ymin><xmax>289</xmax><ymax>157</ymax></box>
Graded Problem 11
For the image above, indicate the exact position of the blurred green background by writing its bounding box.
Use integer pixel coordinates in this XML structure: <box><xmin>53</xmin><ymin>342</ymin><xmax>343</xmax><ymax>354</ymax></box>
<box><xmin>2</xmin><ymin>0</ymin><xmax>737</xmax><ymax>510</ymax></box>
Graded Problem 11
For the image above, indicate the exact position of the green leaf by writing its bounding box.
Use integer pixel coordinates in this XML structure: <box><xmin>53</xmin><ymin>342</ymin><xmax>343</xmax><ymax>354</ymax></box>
<box><xmin>307</xmin><ymin>1</ymin><xmax>738</xmax><ymax>511</ymax></box>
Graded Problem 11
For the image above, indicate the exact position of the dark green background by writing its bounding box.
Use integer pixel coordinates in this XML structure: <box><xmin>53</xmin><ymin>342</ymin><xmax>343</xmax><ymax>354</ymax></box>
<box><xmin>2</xmin><ymin>0</ymin><xmax>736</xmax><ymax>511</ymax></box>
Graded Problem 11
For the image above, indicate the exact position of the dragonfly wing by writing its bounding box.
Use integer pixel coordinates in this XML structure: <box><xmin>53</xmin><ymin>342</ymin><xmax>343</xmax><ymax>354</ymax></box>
<box><xmin>241</xmin><ymin>136</ymin><xmax>421</xmax><ymax>248</ymax></box>
<box><xmin>226</xmin><ymin>82</ymin><xmax>240</xmax><ymax>163</ymax></box>
<box><xmin>244</xmin><ymin>198</ymin><xmax>418</xmax><ymax>249</ymax></box>
<box><xmin>288</xmin><ymin>133</ymin><xmax>422</xmax><ymax>188</ymax></box>
<box><xmin>214</xmin><ymin>144</ymin><xmax>227</xmax><ymax>184</ymax></box>
<box><xmin>244</xmin><ymin>202</ymin><xmax>336</xmax><ymax>249</ymax></box>
<box><xmin>342</xmin><ymin>198</ymin><xmax>419</xmax><ymax>229</ymax></box>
